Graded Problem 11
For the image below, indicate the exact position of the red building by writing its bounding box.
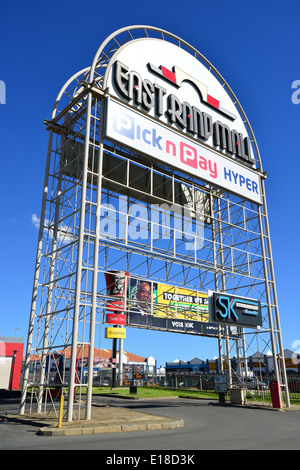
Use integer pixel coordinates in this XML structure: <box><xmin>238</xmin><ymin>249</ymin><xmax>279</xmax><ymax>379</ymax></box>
<box><xmin>0</xmin><ymin>337</ymin><xmax>24</xmax><ymax>390</ymax></box>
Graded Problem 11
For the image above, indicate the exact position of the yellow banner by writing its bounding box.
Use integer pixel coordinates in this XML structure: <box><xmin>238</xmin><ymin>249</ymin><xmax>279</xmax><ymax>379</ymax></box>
<box><xmin>153</xmin><ymin>284</ymin><xmax>209</xmax><ymax>322</ymax></box>
<box><xmin>105</xmin><ymin>327</ymin><xmax>126</xmax><ymax>339</ymax></box>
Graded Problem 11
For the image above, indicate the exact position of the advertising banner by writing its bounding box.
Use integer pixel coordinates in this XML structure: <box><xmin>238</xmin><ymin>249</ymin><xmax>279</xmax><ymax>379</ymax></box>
<box><xmin>123</xmin><ymin>365</ymin><xmax>145</xmax><ymax>387</ymax></box>
<box><xmin>210</xmin><ymin>292</ymin><xmax>262</xmax><ymax>328</ymax></box>
<box><xmin>154</xmin><ymin>283</ymin><xmax>209</xmax><ymax>321</ymax></box>
<box><xmin>103</xmin><ymin>275</ymin><xmax>238</xmax><ymax>337</ymax></box>
<box><xmin>214</xmin><ymin>374</ymin><xmax>228</xmax><ymax>393</ymax></box>
<box><xmin>105</xmin><ymin>327</ymin><xmax>126</xmax><ymax>339</ymax></box>
<box><xmin>128</xmin><ymin>278</ymin><xmax>208</xmax><ymax>321</ymax></box>
<box><xmin>106</xmin><ymin>313</ymin><xmax>127</xmax><ymax>325</ymax></box>
<box><xmin>105</xmin><ymin>98</ymin><xmax>262</xmax><ymax>204</ymax></box>
<box><xmin>128</xmin><ymin>278</ymin><xmax>155</xmax><ymax>316</ymax></box>
<box><xmin>126</xmin><ymin>277</ymin><xmax>238</xmax><ymax>337</ymax></box>
<box><xmin>105</xmin><ymin>270</ymin><xmax>129</xmax><ymax>312</ymax></box>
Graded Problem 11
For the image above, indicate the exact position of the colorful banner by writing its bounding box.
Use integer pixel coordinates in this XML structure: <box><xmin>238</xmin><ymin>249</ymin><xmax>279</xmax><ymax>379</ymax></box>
<box><xmin>105</xmin><ymin>98</ymin><xmax>262</xmax><ymax>205</ymax></box>
<box><xmin>128</xmin><ymin>278</ymin><xmax>157</xmax><ymax>316</ymax></box>
<box><xmin>122</xmin><ymin>364</ymin><xmax>145</xmax><ymax>387</ymax></box>
<box><xmin>128</xmin><ymin>278</ymin><xmax>208</xmax><ymax>322</ymax></box>
<box><xmin>105</xmin><ymin>270</ymin><xmax>129</xmax><ymax>312</ymax></box>
<box><xmin>154</xmin><ymin>284</ymin><xmax>209</xmax><ymax>322</ymax></box>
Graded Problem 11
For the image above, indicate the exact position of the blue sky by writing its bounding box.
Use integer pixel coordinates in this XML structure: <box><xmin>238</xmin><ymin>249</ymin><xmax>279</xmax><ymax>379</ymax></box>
<box><xmin>1</xmin><ymin>0</ymin><xmax>300</xmax><ymax>367</ymax></box>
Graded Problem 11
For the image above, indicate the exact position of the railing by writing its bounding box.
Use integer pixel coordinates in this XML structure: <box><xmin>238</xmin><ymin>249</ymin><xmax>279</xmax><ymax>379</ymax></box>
<box><xmin>163</xmin><ymin>373</ymin><xmax>300</xmax><ymax>405</ymax></box>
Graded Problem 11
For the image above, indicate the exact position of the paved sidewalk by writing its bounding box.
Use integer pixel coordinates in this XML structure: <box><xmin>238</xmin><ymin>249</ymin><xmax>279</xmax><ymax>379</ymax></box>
<box><xmin>1</xmin><ymin>404</ymin><xmax>184</xmax><ymax>436</ymax></box>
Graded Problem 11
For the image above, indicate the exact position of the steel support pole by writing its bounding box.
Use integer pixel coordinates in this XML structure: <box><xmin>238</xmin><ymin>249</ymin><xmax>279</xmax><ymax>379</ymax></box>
<box><xmin>112</xmin><ymin>336</ymin><xmax>117</xmax><ymax>388</ymax></box>
<box><xmin>259</xmin><ymin>181</ymin><xmax>290</xmax><ymax>407</ymax></box>
<box><xmin>217</xmin><ymin>197</ymin><xmax>232</xmax><ymax>387</ymax></box>
<box><xmin>242</xmin><ymin>328</ymin><xmax>249</xmax><ymax>377</ymax></box>
<box><xmin>218</xmin><ymin>326</ymin><xmax>223</xmax><ymax>373</ymax></box>
<box><xmin>258</xmin><ymin>212</ymin><xmax>280</xmax><ymax>383</ymax></box>
<box><xmin>119</xmin><ymin>336</ymin><xmax>124</xmax><ymax>386</ymax></box>
<box><xmin>37</xmin><ymin>165</ymin><xmax>63</xmax><ymax>413</ymax></box>
<box><xmin>67</xmin><ymin>92</ymin><xmax>92</xmax><ymax>422</ymax></box>
<box><xmin>20</xmin><ymin>130</ymin><xmax>54</xmax><ymax>415</ymax></box>
<box><xmin>86</xmin><ymin>106</ymin><xmax>104</xmax><ymax>419</ymax></box>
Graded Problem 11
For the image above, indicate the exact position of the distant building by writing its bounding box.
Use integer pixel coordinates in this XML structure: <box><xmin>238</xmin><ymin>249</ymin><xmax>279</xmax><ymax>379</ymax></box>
<box><xmin>165</xmin><ymin>349</ymin><xmax>300</xmax><ymax>381</ymax></box>
<box><xmin>0</xmin><ymin>337</ymin><xmax>24</xmax><ymax>390</ymax></box>
<box><xmin>22</xmin><ymin>346</ymin><xmax>163</xmax><ymax>386</ymax></box>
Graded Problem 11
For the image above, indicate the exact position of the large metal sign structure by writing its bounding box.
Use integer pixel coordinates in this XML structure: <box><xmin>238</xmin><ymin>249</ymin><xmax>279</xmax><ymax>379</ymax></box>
<box><xmin>20</xmin><ymin>26</ymin><xmax>289</xmax><ymax>420</ymax></box>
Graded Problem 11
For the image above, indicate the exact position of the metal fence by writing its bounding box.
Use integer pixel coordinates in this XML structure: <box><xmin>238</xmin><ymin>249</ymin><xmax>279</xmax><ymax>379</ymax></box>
<box><xmin>164</xmin><ymin>373</ymin><xmax>300</xmax><ymax>404</ymax></box>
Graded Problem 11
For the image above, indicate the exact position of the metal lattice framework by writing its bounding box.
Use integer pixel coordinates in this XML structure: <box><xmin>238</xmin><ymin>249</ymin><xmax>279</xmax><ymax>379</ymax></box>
<box><xmin>20</xmin><ymin>26</ymin><xmax>289</xmax><ymax>421</ymax></box>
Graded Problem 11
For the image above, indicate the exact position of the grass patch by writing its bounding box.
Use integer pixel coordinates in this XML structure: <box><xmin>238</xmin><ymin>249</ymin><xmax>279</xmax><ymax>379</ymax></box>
<box><xmin>90</xmin><ymin>386</ymin><xmax>218</xmax><ymax>400</ymax></box>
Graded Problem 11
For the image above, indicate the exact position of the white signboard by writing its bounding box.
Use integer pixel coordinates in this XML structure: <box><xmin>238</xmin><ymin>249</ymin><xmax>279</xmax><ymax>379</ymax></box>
<box><xmin>105</xmin><ymin>98</ymin><xmax>262</xmax><ymax>204</ymax></box>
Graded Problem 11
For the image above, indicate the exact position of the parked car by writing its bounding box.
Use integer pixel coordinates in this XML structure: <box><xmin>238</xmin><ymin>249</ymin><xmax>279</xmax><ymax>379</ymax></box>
<box><xmin>244</xmin><ymin>378</ymin><xmax>268</xmax><ymax>391</ymax></box>
<box><xmin>232</xmin><ymin>376</ymin><xmax>268</xmax><ymax>390</ymax></box>
<box><xmin>102</xmin><ymin>378</ymin><xmax>110</xmax><ymax>386</ymax></box>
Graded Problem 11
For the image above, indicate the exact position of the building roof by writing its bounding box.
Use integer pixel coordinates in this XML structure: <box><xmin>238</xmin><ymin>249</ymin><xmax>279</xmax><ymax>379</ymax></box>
<box><xmin>124</xmin><ymin>350</ymin><xmax>147</xmax><ymax>363</ymax></box>
<box><xmin>28</xmin><ymin>346</ymin><xmax>146</xmax><ymax>363</ymax></box>
<box><xmin>0</xmin><ymin>336</ymin><xmax>23</xmax><ymax>343</ymax></box>
<box><xmin>190</xmin><ymin>357</ymin><xmax>204</xmax><ymax>364</ymax></box>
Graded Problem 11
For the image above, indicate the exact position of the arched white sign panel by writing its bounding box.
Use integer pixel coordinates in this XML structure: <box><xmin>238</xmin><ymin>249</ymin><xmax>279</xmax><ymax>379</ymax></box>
<box><xmin>104</xmin><ymin>39</ymin><xmax>262</xmax><ymax>204</ymax></box>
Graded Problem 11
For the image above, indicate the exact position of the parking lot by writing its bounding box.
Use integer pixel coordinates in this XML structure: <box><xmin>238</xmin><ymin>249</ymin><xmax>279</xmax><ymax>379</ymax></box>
<box><xmin>1</xmin><ymin>394</ymin><xmax>300</xmax><ymax>450</ymax></box>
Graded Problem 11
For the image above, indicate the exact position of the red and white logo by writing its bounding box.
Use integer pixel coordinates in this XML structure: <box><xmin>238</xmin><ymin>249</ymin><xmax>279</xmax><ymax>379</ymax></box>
<box><xmin>148</xmin><ymin>63</ymin><xmax>236</xmax><ymax>121</ymax></box>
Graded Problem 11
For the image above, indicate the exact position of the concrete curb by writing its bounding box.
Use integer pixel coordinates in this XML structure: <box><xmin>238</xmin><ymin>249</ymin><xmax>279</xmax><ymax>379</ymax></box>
<box><xmin>38</xmin><ymin>418</ymin><xmax>184</xmax><ymax>436</ymax></box>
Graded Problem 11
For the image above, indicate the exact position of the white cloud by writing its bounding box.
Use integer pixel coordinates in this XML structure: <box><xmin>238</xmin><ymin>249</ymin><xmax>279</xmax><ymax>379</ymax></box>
<box><xmin>31</xmin><ymin>213</ymin><xmax>40</xmax><ymax>229</ymax></box>
<box><xmin>31</xmin><ymin>213</ymin><xmax>76</xmax><ymax>244</ymax></box>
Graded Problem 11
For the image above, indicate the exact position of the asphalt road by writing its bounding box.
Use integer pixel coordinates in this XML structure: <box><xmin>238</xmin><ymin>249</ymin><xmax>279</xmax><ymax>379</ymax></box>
<box><xmin>1</xmin><ymin>396</ymin><xmax>300</xmax><ymax>451</ymax></box>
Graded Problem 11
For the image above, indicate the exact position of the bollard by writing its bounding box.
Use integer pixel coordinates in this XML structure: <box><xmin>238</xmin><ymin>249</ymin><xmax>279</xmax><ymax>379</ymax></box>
<box><xmin>58</xmin><ymin>394</ymin><xmax>64</xmax><ymax>428</ymax></box>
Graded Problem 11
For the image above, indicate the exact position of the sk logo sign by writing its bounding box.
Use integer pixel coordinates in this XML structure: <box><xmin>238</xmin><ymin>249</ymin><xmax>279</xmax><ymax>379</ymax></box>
<box><xmin>215</xmin><ymin>296</ymin><xmax>239</xmax><ymax>321</ymax></box>
<box><xmin>212</xmin><ymin>292</ymin><xmax>262</xmax><ymax>327</ymax></box>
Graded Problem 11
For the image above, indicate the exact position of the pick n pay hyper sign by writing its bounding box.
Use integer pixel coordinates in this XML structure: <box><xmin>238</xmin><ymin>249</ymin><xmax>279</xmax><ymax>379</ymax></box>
<box><xmin>105</xmin><ymin>98</ymin><xmax>262</xmax><ymax>204</ymax></box>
